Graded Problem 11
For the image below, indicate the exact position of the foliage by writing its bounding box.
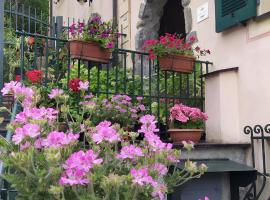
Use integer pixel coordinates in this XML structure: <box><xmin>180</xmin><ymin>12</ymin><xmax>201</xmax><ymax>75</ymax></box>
<box><xmin>0</xmin><ymin>82</ymin><xmax>207</xmax><ymax>200</ymax></box>
<box><xmin>68</xmin><ymin>15</ymin><xmax>118</xmax><ymax>50</ymax></box>
<box><xmin>143</xmin><ymin>33</ymin><xmax>210</xmax><ymax>60</ymax></box>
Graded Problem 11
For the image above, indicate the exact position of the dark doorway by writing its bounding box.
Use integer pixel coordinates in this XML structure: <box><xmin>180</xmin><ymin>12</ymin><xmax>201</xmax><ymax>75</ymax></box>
<box><xmin>159</xmin><ymin>0</ymin><xmax>186</xmax><ymax>37</ymax></box>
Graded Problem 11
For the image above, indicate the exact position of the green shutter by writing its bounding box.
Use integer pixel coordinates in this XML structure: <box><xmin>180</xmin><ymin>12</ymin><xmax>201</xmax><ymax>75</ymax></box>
<box><xmin>215</xmin><ymin>0</ymin><xmax>257</xmax><ymax>33</ymax></box>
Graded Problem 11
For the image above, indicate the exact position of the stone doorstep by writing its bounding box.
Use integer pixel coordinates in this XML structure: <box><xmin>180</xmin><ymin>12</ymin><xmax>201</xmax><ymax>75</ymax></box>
<box><xmin>175</xmin><ymin>143</ymin><xmax>251</xmax><ymax>165</ymax></box>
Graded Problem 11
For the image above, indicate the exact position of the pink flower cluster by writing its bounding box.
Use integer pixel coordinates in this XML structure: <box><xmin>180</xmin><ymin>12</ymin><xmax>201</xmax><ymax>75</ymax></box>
<box><xmin>42</xmin><ymin>131</ymin><xmax>79</xmax><ymax>148</ymax></box>
<box><xmin>14</xmin><ymin>107</ymin><xmax>58</xmax><ymax>125</ymax></box>
<box><xmin>138</xmin><ymin>115</ymin><xmax>159</xmax><ymax>134</ymax></box>
<box><xmin>92</xmin><ymin>121</ymin><xmax>120</xmax><ymax>144</ymax></box>
<box><xmin>12</xmin><ymin>124</ymin><xmax>40</xmax><ymax>144</ymax></box>
<box><xmin>130</xmin><ymin>167</ymin><xmax>167</xmax><ymax>200</ymax></box>
<box><xmin>1</xmin><ymin>81</ymin><xmax>34</xmax><ymax>107</ymax></box>
<box><xmin>117</xmin><ymin>145</ymin><xmax>144</xmax><ymax>160</ymax></box>
<box><xmin>170</xmin><ymin>104</ymin><xmax>208</xmax><ymax>123</ymax></box>
<box><xmin>48</xmin><ymin>89</ymin><xmax>64</xmax><ymax>99</ymax></box>
<box><xmin>60</xmin><ymin>150</ymin><xmax>103</xmax><ymax>186</ymax></box>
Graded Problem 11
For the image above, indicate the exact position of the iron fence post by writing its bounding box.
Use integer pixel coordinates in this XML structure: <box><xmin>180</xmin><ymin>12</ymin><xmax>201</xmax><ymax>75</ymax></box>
<box><xmin>0</xmin><ymin>0</ymin><xmax>4</xmax><ymax>103</ymax></box>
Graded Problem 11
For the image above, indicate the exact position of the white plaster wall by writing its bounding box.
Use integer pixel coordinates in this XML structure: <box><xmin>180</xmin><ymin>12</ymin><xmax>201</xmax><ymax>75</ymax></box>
<box><xmin>190</xmin><ymin>0</ymin><xmax>270</xmax><ymax>144</ymax></box>
<box><xmin>53</xmin><ymin>0</ymin><xmax>91</xmax><ymax>23</ymax></box>
<box><xmin>89</xmin><ymin>0</ymin><xmax>113</xmax><ymax>21</ymax></box>
<box><xmin>130</xmin><ymin>0</ymin><xmax>143</xmax><ymax>50</ymax></box>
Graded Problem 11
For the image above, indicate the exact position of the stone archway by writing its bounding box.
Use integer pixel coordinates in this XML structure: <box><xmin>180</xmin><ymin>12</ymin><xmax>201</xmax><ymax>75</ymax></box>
<box><xmin>135</xmin><ymin>0</ymin><xmax>192</xmax><ymax>51</ymax></box>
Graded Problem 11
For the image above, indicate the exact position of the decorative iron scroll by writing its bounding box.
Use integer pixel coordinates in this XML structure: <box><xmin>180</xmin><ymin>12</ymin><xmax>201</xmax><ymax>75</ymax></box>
<box><xmin>244</xmin><ymin>124</ymin><xmax>270</xmax><ymax>138</ymax></box>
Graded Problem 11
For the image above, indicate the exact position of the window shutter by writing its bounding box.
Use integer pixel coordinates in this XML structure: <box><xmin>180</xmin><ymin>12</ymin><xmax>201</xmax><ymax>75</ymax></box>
<box><xmin>215</xmin><ymin>0</ymin><xmax>257</xmax><ymax>33</ymax></box>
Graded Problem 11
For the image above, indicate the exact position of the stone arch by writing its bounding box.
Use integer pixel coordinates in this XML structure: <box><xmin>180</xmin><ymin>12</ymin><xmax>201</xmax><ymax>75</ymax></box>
<box><xmin>135</xmin><ymin>0</ymin><xmax>192</xmax><ymax>51</ymax></box>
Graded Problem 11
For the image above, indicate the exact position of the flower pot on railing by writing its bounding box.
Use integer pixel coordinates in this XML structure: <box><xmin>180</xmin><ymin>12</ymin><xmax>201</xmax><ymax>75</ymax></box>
<box><xmin>158</xmin><ymin>54</ymin><xmax>196</xmax><ymax>73</ymax></box>
<box><xmin>69</xmin><ymin>40</ymin><xmax>111</xmax><ymax>63</ymax></box>
<box><xmin>168</xmin><ymin>128</ymin><xmax>203</xmax><ymax>144</ymax></box>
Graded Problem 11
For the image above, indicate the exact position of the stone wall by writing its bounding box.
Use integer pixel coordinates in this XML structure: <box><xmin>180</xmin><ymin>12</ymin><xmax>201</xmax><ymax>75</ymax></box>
<box><xmin>135</xmin><ymin>0</ymin><xmax>192</xmax><ymax>51</ymax></box>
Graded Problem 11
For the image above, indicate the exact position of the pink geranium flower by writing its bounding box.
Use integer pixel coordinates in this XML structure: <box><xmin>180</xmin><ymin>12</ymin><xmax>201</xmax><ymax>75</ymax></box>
<box><xmin>79</xmin><ymin>81</ymin><xmax>89</xmax><ymax>91</ymax></box>
<box><xmin>117</xmin><ymin>145</ymin><xmax>144</xmax><ymax>160</ymax></box>
<box><xmin>130</xmin><ymin>168</ymin><xmax>154</xmax><ymax>186</ymax></box>
<box><xmin>48</xmin><ymin>88</ymin><xmax>64</xmax><ymax>99</ymax></box>
<box><xmin>92</xmin><ymin>121</ymin><xmax>120</xmax><ymax>144</ymax></box>
<box><xmin>42</xmin><ymin>131</ymin><xmax>79</xmax><ymax>148</ymax></box>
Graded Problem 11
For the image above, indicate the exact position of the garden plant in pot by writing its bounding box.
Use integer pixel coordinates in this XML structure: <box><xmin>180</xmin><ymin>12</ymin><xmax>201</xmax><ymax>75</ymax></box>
<box><xmin>168</xmin><ymin>103</ymin><xmax>208</xmax><ymax>144</ymax></box>
<box><xmin>143</xmin><ymin>33</ymin><xmax>210</xmax><ymax>73</ymax></box>
<box><xmin>68</xmin><ymin>15</ymin><xmax>118</xmax><ymax>63</ymax></box>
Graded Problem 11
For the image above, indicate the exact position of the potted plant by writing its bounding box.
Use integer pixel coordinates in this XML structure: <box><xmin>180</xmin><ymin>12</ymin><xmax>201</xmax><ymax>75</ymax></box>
<box><xmin>168</xmin><ymin>103</ymin><xmax>208</xmax><ymax>143</ymax></box>
<box><xmin>143</xmin><ymin>33</ymin><xmax>210</xmax><ymax>73</ymax></box>
<box><xmin>68</xmin><ymin>15</ymin><xmax>118</xmax><ymax>63</ymax></box>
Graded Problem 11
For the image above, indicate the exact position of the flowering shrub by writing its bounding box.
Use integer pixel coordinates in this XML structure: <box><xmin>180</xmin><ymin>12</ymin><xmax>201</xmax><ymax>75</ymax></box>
<box><xmin>169</xmin><ymin>103</ymin><xmax>208</xmax><ymax>129</ymax></box>
<box><xmin>88</xmin><ymin>95</ymin><xmax>146</xmax><ymax>128</ymax></box>
<box><xmin>68</xmin><ymin>15</ymin><xmax>118</xmax><ymax>50</ymax></box>
<box><xmin>143</xmin><ymin>33</ymin><xmax>210</xmax><ymax>60</ymax></box>
<box><xmin>0</xmin><ymin>82</ymin><xmax>207</xmax><ymax>199</ymax></box>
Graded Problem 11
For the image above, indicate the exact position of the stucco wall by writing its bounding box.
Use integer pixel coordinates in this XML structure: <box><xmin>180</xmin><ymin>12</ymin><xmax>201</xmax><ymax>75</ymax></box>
<box><xmin>53</xmin><ymin>0</ymin><xmax>91</xmax><ymax>23</ymax></box>
<box><xmin>190</xmin><ymin>0</ymin><xmax>270</xmax><ymax>144</ymax></box>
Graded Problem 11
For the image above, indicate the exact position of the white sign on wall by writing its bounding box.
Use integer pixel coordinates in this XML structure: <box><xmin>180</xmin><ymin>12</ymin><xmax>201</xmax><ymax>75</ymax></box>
<box><xmin>197</xmin><ymin>2</ymin><xmax>209</xmax><ymax>23</ymax></box>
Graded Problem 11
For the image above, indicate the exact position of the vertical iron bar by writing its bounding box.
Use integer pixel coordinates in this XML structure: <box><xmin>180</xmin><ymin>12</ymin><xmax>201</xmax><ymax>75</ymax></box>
<box><xmin>67</xmin><ymin>43</ymin><xmax>71</xmax><ymax>88</ymax></box>
<box><xmin>0</xmin><ymin>0</ymin><xmax>4</xmax><ymax>103</ymax></box>
<box><xmin>87</xmin><ymin>62</ymin><xmax>91</xmax><ymax>93</ymax></box>
<box><xmin>20</xmin><ymin>34</ymin><xmax>25</xmax><ymax>80</ymax></box>
<box><xmin>164</xmin><ymin>71</ymin><xmax>168</xmax><ymax>134</ymax></box>
<box><xmin>261</xmin><ymin>131</ymin><xmax>266</xmax><ymax>174</ymax></box>
<box><xmin>15</xmin><ymin>2</ymin><xmax>18</xmax><ymax>30</ymax></box>
<box><xmin>172</xmin><ymin>72</ymin><xmax>175</xmax><ymax>105</ymax></box>
<box><xmin>22</xmin><ymin>4</ymin><xmax>24</xmax><ymax>31</ymax></box>
<box><xmin>34</xmin><ymin>8</ymin><xmax>37</xmax><ymax>32</ymax></box>
<box><xmin>28</xmin><ymin>6</ymin><xmax>31</xmax><ymax>32</ymax></box>
<box><xmin>157</xmin><ymin>62</ymin><xmax>160</xmax><ymax>130</ymax></box>
<box><xmin>115</xmin><ymin>62</ymin><xmax>119</xmax><ymax>94</ymax></box>
<box><xmin>186</xmin><ymin>74</ymin><xmax>190</xmax><ymax>104</ymax></box>
<box><xmin>140</xmin><ymin>55</ymin><xmax>143</xmax><ymax>96</ymax></box>
<box><xmin>193</xmin><ymin>63</ymin><xmax>197</xmax><ymax>106</ymax></box>
<box><xmin>200</xmin><ymin>62</ymin><xmax>204</xmax><ymax>111</ymax></box>
<box><xmin>44</xmin><ymin>37</ymin><xmax>49</xmax><ymax>86</ymax></box>
<box><xmin>179</xmin><ymin>74</ymin><xmax>182</xmax><ymax>98</ymax></box>
<box><xmin>132</xmin><ymin>53</ymin><xmax>135</xmax><ymax>97</ymax></box>
<box><xmin>149</xmin><ymin>59</ymin><xmax>152</xmax><ymax>114</ymax></box>
<box><xmin>123</xmin><ymin>52</ymin><xmax>127</xmax><ymax>93</ymax></box>
<box><xmin>106</xmin><ymin>64</ymin><xmax>109</xmax><ymax>99</ymax></box>
<box><xmin>97</xmin><ymin>64</ymin><xmax>101</xmax><ymax>97</ymax></box>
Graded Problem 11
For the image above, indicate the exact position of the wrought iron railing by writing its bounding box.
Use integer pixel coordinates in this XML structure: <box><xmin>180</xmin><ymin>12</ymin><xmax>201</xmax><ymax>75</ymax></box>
<box><xmin>15</xmin><ymin>31</ymin><xmax>211</xmax><ymax>138</ymax></box>
<box><xmin>243</xmin><ymin>125</ymin><xmax>270</xmax><ymax>200</ymax></box>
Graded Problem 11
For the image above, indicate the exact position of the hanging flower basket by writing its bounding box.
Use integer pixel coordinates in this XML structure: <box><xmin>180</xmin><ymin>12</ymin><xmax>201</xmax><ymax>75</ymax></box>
<box><xmin>69</xmin><ymin>40</ymin><xmax>111</xmax><ymax>63</ymax></box>
<box><xmin>158</xmin><ymin>54</ymin><xmax>196</xmax><ymax>73</ymax></box>
<box><xmin>168</xmin><ymin>129</ymin><xmax>203</xmax><ymax>144</ymax></box>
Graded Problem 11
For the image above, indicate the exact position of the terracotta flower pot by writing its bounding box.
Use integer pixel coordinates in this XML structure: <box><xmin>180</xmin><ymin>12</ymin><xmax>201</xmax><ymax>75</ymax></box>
<box><xmin>168</xmin><ymin>129</ymin><xmax>203</xmax><ymax>144</ymax></box>
<box><xmin>158</xmin><ymin>54</ymin><xmax>195</xmax><ymax>73</ymax></box>
<box><xmin>69</xmin><ymin>40</ymin><xmax>111</xmax><ymax>63</ymax></box>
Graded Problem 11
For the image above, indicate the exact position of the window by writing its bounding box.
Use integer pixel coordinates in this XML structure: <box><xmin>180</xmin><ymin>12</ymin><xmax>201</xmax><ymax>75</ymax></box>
<box><xmin>215</xmin><ymin>0</ymin><xmax>257</xmax><ymax>33</ymax></box>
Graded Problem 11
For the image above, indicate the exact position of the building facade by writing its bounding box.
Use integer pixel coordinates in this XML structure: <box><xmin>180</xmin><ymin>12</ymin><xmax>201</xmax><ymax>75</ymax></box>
<box><xmin>53</xmin><ymin>0</ymin><xmax>270</xmax><ymax>199</ymax></box>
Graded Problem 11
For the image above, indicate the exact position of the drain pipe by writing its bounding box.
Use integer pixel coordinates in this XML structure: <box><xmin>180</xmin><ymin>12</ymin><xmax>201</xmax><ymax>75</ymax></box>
<box><xmin>113</xmin><ymin>0</ymin><xmax>118</xmax><ymax>29</ymax></box>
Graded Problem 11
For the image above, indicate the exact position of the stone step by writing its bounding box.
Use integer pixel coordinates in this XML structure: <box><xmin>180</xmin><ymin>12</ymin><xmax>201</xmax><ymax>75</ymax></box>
<box><xmin>176</xmin><ymin>143</ymin><xmax>250</xmax><ymax>164</ymax></box>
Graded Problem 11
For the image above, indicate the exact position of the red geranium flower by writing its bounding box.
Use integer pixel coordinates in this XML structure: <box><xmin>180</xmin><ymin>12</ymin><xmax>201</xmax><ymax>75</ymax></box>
<box><xmin>15</xmin><ymin>75</ymin><xmax>21</xmax><ymax>81</ymax></box>
<box><xmin>68</xmin><ymin>78</ymin><xmax>81</xmax><ymax>92</ymax></box>
<box><xmin>25</xmin><ymin>70</ymin><xmax>42</xmax><ymax>84</ymax></box>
